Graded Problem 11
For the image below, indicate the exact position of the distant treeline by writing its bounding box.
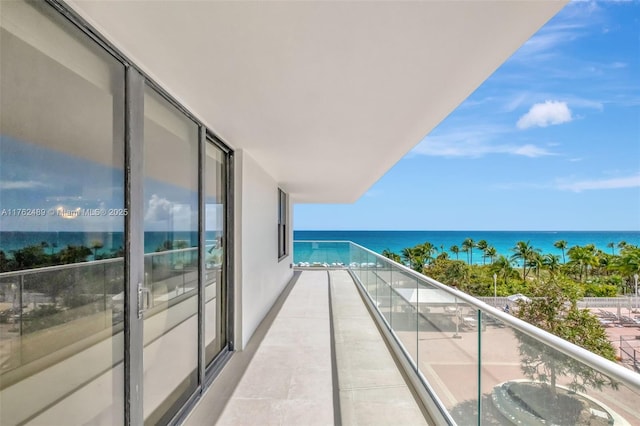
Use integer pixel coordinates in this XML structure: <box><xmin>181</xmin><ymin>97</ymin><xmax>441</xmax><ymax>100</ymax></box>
<box><xmin>0</xmin><ymin>239</ymin><xmax>187</xmax><ymax>272</ymax></box>
<box><xmin>382</xmin><ymin>239</ymin><xmax>640</xmax><ymax>298</ymax></box>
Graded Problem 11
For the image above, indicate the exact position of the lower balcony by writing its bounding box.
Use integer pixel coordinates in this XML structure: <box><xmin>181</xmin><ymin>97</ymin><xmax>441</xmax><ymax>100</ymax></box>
<box><xmin>188</xmin><ymin>241</ymin><xmax>640</xmax><ymax>425</ymax></box>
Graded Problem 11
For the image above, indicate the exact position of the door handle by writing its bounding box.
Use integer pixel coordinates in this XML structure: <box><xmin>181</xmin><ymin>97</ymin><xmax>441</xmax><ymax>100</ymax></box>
<box><xmin>137</xmin><ymin>282</ymin><xmax>151</xmax><ymax>319</ymax></box>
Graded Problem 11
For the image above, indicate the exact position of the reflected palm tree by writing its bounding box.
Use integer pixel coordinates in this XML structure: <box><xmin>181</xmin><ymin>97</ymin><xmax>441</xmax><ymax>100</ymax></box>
<box><xmin>90</xmin><ymin>240</ymin><xmax>104</xmax><ymax>260</ymax></box>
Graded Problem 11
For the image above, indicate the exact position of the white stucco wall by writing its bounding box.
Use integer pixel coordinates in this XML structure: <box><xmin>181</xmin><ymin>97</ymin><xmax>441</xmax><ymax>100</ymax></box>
<box><xmin>234</xmin><ymin>150</ymin><xmax>294</xmax><ymax>349</ymax></box>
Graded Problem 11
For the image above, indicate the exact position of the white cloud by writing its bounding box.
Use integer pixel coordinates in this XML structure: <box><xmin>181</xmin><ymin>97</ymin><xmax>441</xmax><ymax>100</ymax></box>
<box><xmin>609</xmin><ymin>62</ymin><xmax>627</xmax><ymax>69</ymax></box>
<box><xmin>512</xmin><ymin>145</ymin><xmax>555</xmax><ymax>158</ymax></box>
<box><xmin>556</xmin><ymin>174</ymin><xmax>640</xmax><ymax>192</ymax></box>
<box><xmin>517</xmin><ymin>101</ymin><xmax>573</xmax><ymax>129</ymax></box>
<box><xmin>503</xmin><ymin>92</ymin><xmax>530</xmax><ymax>112</ymax></box>
<box><xmin>145</xmin><ymin>194</ymin><xmax>193</xmax><ymax>226</ymax></box>
<box><xmin>492</xmin><ymin>181</ymin><xmax>550</xmax><ymax>191</ymax></box>
<box><xmin>413</xmin><ymin>128</ymin><xmax>556</xmax><ymax>159</ymax></box>
<box><xmin>511</xmin><ymin>20</ymin><xmax>589</xmax><ymax>63</ymax></box>
<box><xmin>0</xmin><ymin>180</ymin><xmax>48</xmax><ymax>190</ymax></box>
<box><xmin>145</xmin><ymin>194</ymin><xmax>173</xmax><ymax>221</ymax></box>
<box><xmin>565</xmin><ymin>97</ymin><xmax>603</xmax><ymax>111</ymax></box>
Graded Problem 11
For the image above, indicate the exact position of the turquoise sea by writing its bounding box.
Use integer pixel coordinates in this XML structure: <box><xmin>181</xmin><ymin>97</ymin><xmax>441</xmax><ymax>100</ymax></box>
<box><xmin>293</xmin><ymin>230</ymin><xmax>640</xmax><ymax>264</ymax></box>
<box><xmin>1</xmin><ymin>230</ymin><xmax>638</xmax><ymax>265</ymax></box>
<box><xmin>0</xmin><ymin>231</ymin><xmax>219</xmax><ymax>257</ymax></box>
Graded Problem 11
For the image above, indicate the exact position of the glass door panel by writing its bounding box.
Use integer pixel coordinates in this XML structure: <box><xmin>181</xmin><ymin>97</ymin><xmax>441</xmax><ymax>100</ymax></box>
<box><xmin>142</xmin><ymin>87</ymin><xmax>199</xmax><ymax>425</ymax></box>
<box><xmin>0</xmin><ymin>1</ymin><xmax>125</xmax><ymax>424</ymax></box>
<box><xmin>204</xmin><ymin>142</ymin><xmax>227</xmax><ymax>366</ymax></box>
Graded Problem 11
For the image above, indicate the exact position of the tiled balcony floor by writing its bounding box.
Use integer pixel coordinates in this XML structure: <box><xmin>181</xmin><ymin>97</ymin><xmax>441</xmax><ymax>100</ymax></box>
<box><xmin>184</xmin><ymin>270</ymin><xmax>427</xmax><ymax>425</ymax></box>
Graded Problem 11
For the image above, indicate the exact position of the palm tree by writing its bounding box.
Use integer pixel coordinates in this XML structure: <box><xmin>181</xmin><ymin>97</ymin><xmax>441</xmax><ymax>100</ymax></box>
<box><xmin>485</xmin><ymin>246</ymin><xmax>497</xmax><ymax>264</ymax></box>
<box><xmin>461</xmin><ymin>238</ymin><xmax>475</xmax><ymax>265</ymax></box>
<box><xmin>567</xmin><ymin>244</ymin><xmax>598</xmax><ymax>282</ymax></box>
<box><xmin>436</xmin><ymin>251</ymin><xmax>450</xmax><ymax>261</ymax></box>
<box><xmin>447</xmin><ymin>262</ymin><xmax>470</xmax><ymax>290</ymax></box>
<box><xmin>420</xmin><ymin>242</ymin><xmax>437</xmax><ymax>266</ymax></box>
<box><xmin>542</xmin><ymin>254</ymin><xmax>561</xmax><ymax>276</ymax></box>
<box><xmin>610</xmin><ymin>245</ymin><xmax>640</xmax><ymax>291</ymax></box>
<box><xmin>554</xmin><ymin>240</ymin><xmax>568</xmax><ymax>264</ymax></box>
<box><xmin>510</xmin><ymin>241</ymin><xmax>539</xmax><ymax>279</ymax></box>
<box><xmin>449</xmin><ymin>245</ymin><xmax>460</xmax><ymax>260</ymax></box>
<box><xmin>401</xmin><ymin>247</ymin><xmax>423</xmax><ymax>271</ymax></box>
<box><xmin>607</xmin><ymin>242</ymin><xmax>615</xmax><ymax>256</ymax></box>
<box><xmin>401</xmin><ymin>247</ymin><xmax>416</xmax><ymax>269</ymax></box>
<box><xmin>491</xmin><ymin>255</ymin><xmax>515</xmax><ymax>285</ymax></box>
<box><xmin>476</xmin><ymin>240</ymin><xmax>489</xmax><ymax>265</ymax></box>
<box><xmin>597</xmin><ymin>252</ymin><xmax>612</xmax><ymax>277</ymax></box>
<box><xmin>529</xmin><ymin>252</ymin><xmax>544</xmax><ymax>278</ymax></box>
<box><xmin>90</xmin><ymin>240</ymin><xmax>104</xmax><ymax>260</ymax></box>
<box><xmin>382</xmin><ymin>249</ymin><xmax>401</xmax><ymax>263</ymax></box>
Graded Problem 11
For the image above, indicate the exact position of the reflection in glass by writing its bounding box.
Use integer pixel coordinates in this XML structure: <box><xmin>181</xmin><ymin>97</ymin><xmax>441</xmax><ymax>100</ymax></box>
<box><xmin>204</xmin><ymin>142</ymin><xmax>227</xmax><ymax>366</ymax></box>
<box><xmin>142</xmin><ymin>87</ymin><xmax>199</xmax><ymax>425</ymax></box>
<box><xmin>0</xmin><ymin>0</ymin><xmax>125</xmax><ymax>424</ymax></box>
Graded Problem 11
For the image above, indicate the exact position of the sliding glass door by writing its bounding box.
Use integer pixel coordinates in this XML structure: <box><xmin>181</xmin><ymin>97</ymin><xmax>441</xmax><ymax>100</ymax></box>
<box><xmin>1</xmin><ymin>1</ymin><xmax>125</xmax><ymax>424</ymax></box>
<box><xmin>0</xmin><ymin>2</ymin><xmax>233</xmax><ymax>425</ymax></box>
<box><xmin>204</xmin><ymin>140</ymin><xmax>229</xmax><ymax>367</ymax></box>
<box><xmin>142</xmin><ymin>87</ymin><xmax>200</xmax><ymax>425</ymax></box>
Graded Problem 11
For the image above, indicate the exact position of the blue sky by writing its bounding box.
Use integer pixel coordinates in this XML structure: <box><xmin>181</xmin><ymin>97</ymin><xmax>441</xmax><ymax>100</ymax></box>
<box><xmin>295</xmin><ymin>1</ymin><xmax>640</xmax><ymax>231</ymax></box>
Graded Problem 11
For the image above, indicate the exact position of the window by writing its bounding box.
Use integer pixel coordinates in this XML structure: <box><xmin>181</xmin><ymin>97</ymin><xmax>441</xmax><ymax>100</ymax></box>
<box><xmin>0</xmin><ymin>0</ymin><xmax>125</xmax><ymax>423</ymax></box>
<box><xmin>0</xmin><ymin>2</ymin><xmax>234</xmax><ymax>424</ymax></box>
<box><xmin>278</xmin><ymin>188</ymin><xmax>288</xmax><ymax>259</ymax></box>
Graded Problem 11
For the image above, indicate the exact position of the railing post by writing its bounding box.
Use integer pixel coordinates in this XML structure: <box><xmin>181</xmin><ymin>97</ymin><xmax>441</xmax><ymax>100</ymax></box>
<box><xmin>19</xmin><ymin>274</ymin><xmax>24</xmax><ymax>337</ymax></box>
<box><xmin>18</xmin><ymin>273</ymin><xmax>24</xmax><ymax>367</ymax></box>
<box><xmin>388</xmin><ymin>264</ymin><xmax>392</xmax><ymax>329</ymax></box>
<box><xmin>477</xmin><ymin>309</ymin><xmax>482</xmax><ymax>426</ymax></box>
<box><xmin>104</xmin><ymin>263</ymin><xmax>108</xmax><ymax>328</ymax></box>
<box><xmin>415</xmin><ymin>274</ymin><xmax>419</xmax><ymax>373</ymax></box>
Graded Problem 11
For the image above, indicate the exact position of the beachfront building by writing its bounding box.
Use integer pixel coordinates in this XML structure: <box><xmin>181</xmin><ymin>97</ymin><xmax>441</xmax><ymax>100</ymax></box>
<box><xmin>2</xmin><ymin>1</ymin><xmax>639</xmax><ymax>425</ymax></box>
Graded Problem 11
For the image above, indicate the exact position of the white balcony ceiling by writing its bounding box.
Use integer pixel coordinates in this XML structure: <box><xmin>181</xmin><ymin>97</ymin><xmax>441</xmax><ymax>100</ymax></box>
<box><xmin>67</xmin><ymin>0</ymin><xmax>566</xmax><ymax>203</ymax></box>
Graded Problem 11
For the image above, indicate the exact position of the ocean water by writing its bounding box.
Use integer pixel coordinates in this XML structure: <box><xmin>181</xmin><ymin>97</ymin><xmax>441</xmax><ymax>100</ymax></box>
<box><xmin>293</xmin><ymin>230</ymin><xmax>640</xmax><ymax>264</ymax></box>
<box><xmin>1</xmin><ymin>230</ymin><xmax>638</xmax><ymax>265</ymax></box>
<box><xmin>0</xmin><ymin>231</ymin><xmax>220</xmax><ymax>257</ymax></box>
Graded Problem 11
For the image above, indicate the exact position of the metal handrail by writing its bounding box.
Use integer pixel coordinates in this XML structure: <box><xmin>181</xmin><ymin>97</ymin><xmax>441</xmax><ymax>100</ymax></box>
<box><xmin>294</xmin><ymin>240</ymin><xmax>640</xmax><ymax>392</ymax></box>
<box><xmin>0</xmin><ymin>245</ymin><xmax>212</xmax><ymax>279</ymax></box>
<box><xmin>0</xmin><ymin>257</ymin><xmax>123</xmax><ymax>278</ymax></box>
<box><xmin>347</xmin><ymin>240</ymin><xmax>640</xmax><ymax>392</ymax></box>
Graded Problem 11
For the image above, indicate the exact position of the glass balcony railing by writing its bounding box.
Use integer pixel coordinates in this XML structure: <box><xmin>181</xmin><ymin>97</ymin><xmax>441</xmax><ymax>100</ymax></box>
<box><xmin>294</xmin><ymin>240</ymin><xmax>640</xmax><ymax>425</ymax></box>
<box><xmin>0</xmin><ymin>246</ymin><xmax>215</xmax><ymax>386</ymax></box>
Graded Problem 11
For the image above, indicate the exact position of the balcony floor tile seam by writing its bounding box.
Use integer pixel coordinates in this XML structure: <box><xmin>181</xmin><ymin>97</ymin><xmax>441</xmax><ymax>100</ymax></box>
<box><xmin>340</xmin><ymin>383</ymin><xmax>407</xmax><ymax>391</ymax></box>
<box><xmin>211</xmin><ymin>270</ymin><xmax>334</xmax><ymax>425</ymax></box>
<box><xmin>329</xmin><ymin>270</ymin><xmax>429</xmax><ymax>425</ymax></box>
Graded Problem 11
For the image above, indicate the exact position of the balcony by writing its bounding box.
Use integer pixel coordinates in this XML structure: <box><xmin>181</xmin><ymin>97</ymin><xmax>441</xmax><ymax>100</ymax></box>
<box><xmin>2</xmin><ymin>242</ymin><xmax>640</xmax><ymax>425</ymax></box>
<box><xmin>189</xmin><ymin>241</ymin><xmax>640</xmax><ymax>425</ymax></box>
